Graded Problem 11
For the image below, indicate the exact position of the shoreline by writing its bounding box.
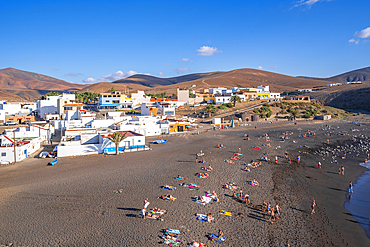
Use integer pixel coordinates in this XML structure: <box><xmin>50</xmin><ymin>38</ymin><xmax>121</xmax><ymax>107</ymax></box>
<box><xmin>0</xmin><ymin>119</ymin><xmax>369</xmax><ymax>246</ymax></box>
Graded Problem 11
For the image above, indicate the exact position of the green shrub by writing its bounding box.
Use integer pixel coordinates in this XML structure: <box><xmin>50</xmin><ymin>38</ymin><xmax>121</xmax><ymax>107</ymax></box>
<box><xmin>219</xmin><ymin>105</ymin><xmax>228</xmax><ymax>110</ymax></box>
<box><xmin>266</xmin><ymin>112</ymin><xmax>271</xmax><ymax>118</ymax></box>
<box><xmin>225</xmin><ymin>103</ymin><xmax>233</xmax><ymax>108</ymax></box>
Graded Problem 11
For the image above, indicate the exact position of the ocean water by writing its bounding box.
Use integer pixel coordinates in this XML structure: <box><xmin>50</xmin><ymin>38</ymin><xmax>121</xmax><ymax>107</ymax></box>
<box><xmin>344</xmin><ymin>162</ymin><xmax>370</xmax><ymax>239</ymax></box>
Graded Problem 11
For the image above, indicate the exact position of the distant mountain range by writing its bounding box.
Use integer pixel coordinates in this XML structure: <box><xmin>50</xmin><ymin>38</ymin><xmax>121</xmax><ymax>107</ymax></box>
<box><xmin>1</xmin><ymin>66</ymin><xmax>370</xmax><ymax>105</ymax></box>
<box><xmin>82</xmin><ymin>69</ymin><xmax>332</xmax><ymax>95</ymax></box>
<box><xmin>0</xmin><ymin>68</ymin><xmax>85</xmax><ymax>100</ymax></box>
<box><xmin>298</xmin><ymin>66</ymin><xmax>370</xmax><ymax>83</ymax></box>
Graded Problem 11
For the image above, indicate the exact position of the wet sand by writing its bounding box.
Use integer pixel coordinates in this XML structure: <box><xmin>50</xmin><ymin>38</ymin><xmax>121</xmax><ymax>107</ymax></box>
<box><xmin>0</xmin><ymin>119</ymin><xmax>369</xmax><ymax>246</ymax></box>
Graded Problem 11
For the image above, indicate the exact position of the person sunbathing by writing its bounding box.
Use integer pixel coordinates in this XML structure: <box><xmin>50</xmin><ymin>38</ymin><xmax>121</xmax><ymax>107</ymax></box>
<box><xmin>146</xmin><ymin>212</ymin><xmax>159</xmax><ymax>219</ymax></box>
<box><xmin>207</xmin><ymin>164</ymin><xmax>213</xmax><ymax>171</ymax></box>
<box><xmin>225</xmin><ymin>183</ymin><xmax>240</xmax><ymax>190</ymax></box>
<box><xmin>243</xmin><ymin>166</ymin><xmax>251</xmax><ymax>172</ymax></box>
<box><xmin>160</xmin><ymin>194</ymin><xmax>176</xmax><ymax>201</ymax></box>
<box><xmin>218</xmin><ymin>229</ymin><xmax>223</xmax><ymax>238</ymax></box>
<box><xmin>152</xmin><ymin>207</ymin><xmax>167</xmax><ymax>214</ymax></box>
<box><xmin>190</xmin><ymin>240</ymin><xmax>207</xmax><ymax>247</ymax></box>
<box><xmin>250</xmin><ymin>179</ymin><xmax>260</xmax><ymax>186</ymax></box>
<box><xmin>177</xmin><ymin>175</ymin><xmax>186</xmax><ymax>180</ymax></box>
<box><xmin>163</xmin><ymin>185</ymin><xmax>176</xmax><ymax>190</ymax></box>
<box><xmin>200</xmin><ymin>158</ymin><xmax>208</xmax><ymax>163</ymax></box>
<box><xmin>211</xmin><ymin>190</ymin><xmax>218</xmax><ymax>200</ymax></box>
<box><xmin>207</xmin><ymin>213</ymin><xmax>213</xmax><ymax>222</ymax></box>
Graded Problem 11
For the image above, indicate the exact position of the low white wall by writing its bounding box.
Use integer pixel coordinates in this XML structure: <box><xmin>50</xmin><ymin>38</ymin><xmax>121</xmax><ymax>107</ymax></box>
<box><xmin>57</xmin><ymin>143</ymin><xmax>105</xmax><ymax>157</ymax></box>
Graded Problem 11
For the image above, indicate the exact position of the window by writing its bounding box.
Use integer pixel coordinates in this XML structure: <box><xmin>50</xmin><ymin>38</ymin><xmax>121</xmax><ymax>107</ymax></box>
<box><xmin>112</xmin><ymin>100</ymin><xmax>119</xmax><ymax>104</ymax></box>
<box><xmin>64</xmin><ymin>107</ymin><xmax>72</xmax><ymax>110</ymax></box>
<box><xmin>1</xmin><ymin>153</ymin><xmax>6</xmax><ymax>156</ymax></box>
<box><xmin>105</xmin><ymin>100</ymin><xmax>109</xmax><ymax>103</ymax></box>
<box><xmin>138</xmin><ymin>140</ymin><xmax>141</xmax><ymax>142</ymax></box>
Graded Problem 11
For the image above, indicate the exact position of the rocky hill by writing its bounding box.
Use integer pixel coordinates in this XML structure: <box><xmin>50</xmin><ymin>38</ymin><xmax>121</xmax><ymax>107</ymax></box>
<box><xmin>0</xmin><ymin>68</ymin><xmax>85</xmax><ymax>100</ymax></box>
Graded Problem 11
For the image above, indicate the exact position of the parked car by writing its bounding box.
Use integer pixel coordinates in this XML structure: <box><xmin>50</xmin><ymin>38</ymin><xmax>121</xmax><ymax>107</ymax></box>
<box><xmin>5</xmin><ymin>121</ymin><xmax>17</xmax><ymax>126</ymax></box>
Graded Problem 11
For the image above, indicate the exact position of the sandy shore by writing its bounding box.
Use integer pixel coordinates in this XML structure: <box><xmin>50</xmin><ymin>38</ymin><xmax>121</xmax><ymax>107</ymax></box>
<box><xmin>0</xmin><ymin>119</ymin><xmax>369</xmax><ymax>246</ymax></box>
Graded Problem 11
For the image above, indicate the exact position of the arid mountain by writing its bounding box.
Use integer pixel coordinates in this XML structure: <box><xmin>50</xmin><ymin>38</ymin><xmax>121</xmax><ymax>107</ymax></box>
<box><xmin>79</xmin><ymin>82</ymin><xmax>150</xmax><ymax>94</ymax></box>
<box><xmin>0</xmin><ymin>68</ymin><xmax>85</xmax><ymax>100</ymax></box>
<box><xmin>113</xmin><ymin>72</ymin><xmax>223</xmax><ymax>87</ymax></box>
<box><xmin>111</xmin><ymin>69</ymin><xmax>332</xmax><ymax>95</ymax></box>
<box><xmin>0</xmin><ymin>89</ymin><xmax>25</xmax><ymax>101</ymax></box>
<box><xmin>298</xmin><ymin>66</ymin><xmax>370</xmax><ymax>83</ymax></box>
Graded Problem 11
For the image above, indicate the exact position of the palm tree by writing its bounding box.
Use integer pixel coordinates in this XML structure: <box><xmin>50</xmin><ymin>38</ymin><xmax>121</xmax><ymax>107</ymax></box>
<box><xmin>206</xmin><ymin>104</ymin><xmax>217</xmax><ymax>117</ymax></box>
<box><xmin>107</xmin><ymin>132</ymin><xmax>127</xmax><ymax>155</ymax></box>
<box><xmin>230</xmin><ymin>95</ymin><xmax>241</xmax><ymax>107</ymax></box>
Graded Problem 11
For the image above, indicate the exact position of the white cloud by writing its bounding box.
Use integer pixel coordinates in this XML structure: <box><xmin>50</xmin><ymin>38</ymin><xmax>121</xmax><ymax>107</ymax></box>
<box><xmin>354</xmin><ymin>27</ymin><xmax>370</xmax><ymax>39</ymax></box>
<box><xmin>349</xmin><ymin>38</ymin><xmax>359</xmax><ymax>45</ymax></box>
<box><xmin>182</xmin><ymin>58</ymin><xmax>193</xmax><ymax>62</ymax></box>
<box><xmin>257</xmin><ymin>66</ymin><xmax>263</xmax><ymax>69</ymax></box>
<box><xmin>159</xmin><ymin>72</ymin><xmax>165</xmax><ymax>76</ymax></box>
<box><xmin>349</xmin><ymin>26</ymin><xmax>370</xmax><ymax>45</ymax></box>
<box><xmin>292</xmin><ymin>0</ymin><xmax>330</xmax><ymax>9</ymax></box>
<box><xmin>174</xmin><ymin>68</ymin><xmax>188</xmax><ymax>74</ymax></box>
<box><xmin>197</xmin><ymin>46</ymin><xmax>221</xmax><ymax>56</ymax></box>
<box><xmin>99</xmin><ymin>70</ymin><xmax>139</xmax><ymax>81</ymax></box>
<box><xmin>83</xmin><ymin>70</ymin><xmax>150</xmax><ymax>83</ymax></box>
<box><xmin>83</xmin><ymin>77</ymin><xmax>97</xmax><ymax>83</ymax></box>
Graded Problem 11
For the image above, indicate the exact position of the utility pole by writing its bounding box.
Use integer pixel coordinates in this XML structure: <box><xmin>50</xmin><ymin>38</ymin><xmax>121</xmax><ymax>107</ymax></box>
<box><xmin>13</xmin><ymin>131</ymin><xmax>16</xmax><ymax>164</ymax></box>
<box><xmin>48</xmin><ymin>122</ymin><xmax>51</xmax><ymax>144</ymax></box>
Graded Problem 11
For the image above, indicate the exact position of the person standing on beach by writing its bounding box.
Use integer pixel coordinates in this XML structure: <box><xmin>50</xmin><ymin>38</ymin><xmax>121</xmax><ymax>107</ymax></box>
<box><xmin>297</xmin><ymin>156</ymin><xmax>300</xmax><ymax>163</ymax></box>
<box><xmin>144</xmin><ymin>198</ymin><xmax>150</xmax><ymax>209</ymax></box>
<box><xmin>318</xmin><ymin>162</ymin><xmax>321</xmax><ymax>169</ymax></box>
<box><xmin>285</xmin><ymin>151</ymin><xmax>288</xmax><ymax>159</ymax></box>
<box><xmin>276</xmin><ymin>203</ymin><xmax>281</xmax><ymax>219</ymax></box>
<box><xmin>311</xmin><ymin>200</ymin><xmax>316</xmax><ymax>215</ymax></box>
<box><xmin>349</xmin><ymin>181</ymin><xmax>353</xmax><ymax>193</ymax></box>
<box><xmin>275</xmin><ymin>156</ymin><xmax>278</xmax><ymax>163</ymax></box>
<box><xmin>341</xmin><ymin>166</ymin><xmax>345</xmax><ymax>175</ymax></box>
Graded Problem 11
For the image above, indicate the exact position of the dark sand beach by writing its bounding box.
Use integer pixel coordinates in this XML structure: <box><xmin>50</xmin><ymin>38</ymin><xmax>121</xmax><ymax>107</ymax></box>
<box><xmin>1</xmin><ymin>119</ymin><xmax>370</xmax><ymax>246</ymax></box>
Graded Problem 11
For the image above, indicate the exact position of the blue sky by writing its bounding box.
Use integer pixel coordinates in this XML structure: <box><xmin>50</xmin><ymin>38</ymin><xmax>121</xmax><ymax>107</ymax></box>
<box><xmin>1</xmin><ymin>0</ymin><xmax>369</xmax><ymax>84</ymax></box>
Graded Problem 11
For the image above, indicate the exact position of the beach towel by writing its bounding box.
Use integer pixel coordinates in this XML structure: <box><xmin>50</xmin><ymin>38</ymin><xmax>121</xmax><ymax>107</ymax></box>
<box><xmin>234</xmin><ymin>153</ymin><xmax>243</xmax><ymax>156</ymax></box>
<box><xmin>195</xmin><ymin>213</ymin><xmax>213</xmax><ymax>222</ymax></box>
<box><xmin>151</xmin><ymin>209</ymin><xmax>166</xmax><ymax>214</ymax></box>
<box><xmin>219</xmin><ymin>210</ymin><xmax>232</xmax><ymax>217</ymax></box>
<box><xmin>209</xmin><ymin>234</ymin><xmax>226</xmax><ymax>243</ymax></box>
<box><xmin>224</xmin><ymin>160</ymin><xmax>234</xmax><ymax>163</ymax></box>
<box><xmin>195</xmin><ymin>196</ymin><xmax>212</xmax><ymax>205</ymax></box>
<box><xmin>242</xmin><ymin>168</ymin><xmax>250</xmax><ymax>172</ymax></box>
<box><xmin>175</xmin><ymin>177</ymin><xmax>185</xmax><ymax>180</ymax></box>
<box><xmin>165</xmin><ymin>228</ymin><xmax>181</xmax><ymax>234</ymax></box>
<box><xmin>252</xmin><ymin>147</ymin><xmax>260</xmax><ymax>149</ymax></box>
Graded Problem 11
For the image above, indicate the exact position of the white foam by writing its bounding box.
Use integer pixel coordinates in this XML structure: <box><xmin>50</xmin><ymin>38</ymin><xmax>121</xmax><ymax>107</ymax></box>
<box><xmin>359</xmin><ymin>160</ymin><xmax>370</xmax><ymax>169</ymax></box>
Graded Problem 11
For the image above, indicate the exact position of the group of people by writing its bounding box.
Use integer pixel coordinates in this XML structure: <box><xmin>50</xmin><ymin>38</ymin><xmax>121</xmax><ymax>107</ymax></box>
<box><xmin>262</xmin><ymin>201</ymin><xmax>281</xmax><ymax>223</ymax></box>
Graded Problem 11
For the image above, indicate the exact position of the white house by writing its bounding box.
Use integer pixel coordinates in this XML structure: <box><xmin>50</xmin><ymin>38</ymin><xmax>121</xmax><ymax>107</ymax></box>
<box><xmin>0</xmin><ymin>137</ymin><xmax>42</xmax><ymax>164</ymax></box>
<box><xmin>141</xmin><ymin>102</ymin><xmax>176</xmax><ymax>117</ymax></box>
<box><xmin>214</xmin><ymin>93</ymin><xmax>232</xmax><ymax>105</ymax></box>
<box><xmin>37</xmin><ymin>93</ymin><xmax>76</xmax><ymax>119</ymax></box>
<box><xmin>4</xmin><ymin>124</ymin><xmax>54</xmax><ymax>142</ymax></box>
<box><xmin>117</xmin><ymin>116</ymin><xmax>169</xmax><ymax>136</ymax></box>
<box><xmin>131</xmin><ymin>90</ymin><xmax>151</xmax><ymax>107</ymax></box>
<box><xmin>209</xmin><ymin>87</ymin><xmax>227</xmax><ymax>95</ymax></box>
<box><xmin>257</xmin><ymin>85</ymin><xmax>270</xmax><ymax>92</ymax></box>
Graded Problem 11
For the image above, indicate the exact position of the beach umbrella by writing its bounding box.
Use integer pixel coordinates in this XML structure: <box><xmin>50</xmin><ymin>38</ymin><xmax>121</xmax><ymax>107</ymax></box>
<box><xmin>231</xmin><ymin>117</ymin><xmax>235</xmax><ymax>128</ymax></box>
